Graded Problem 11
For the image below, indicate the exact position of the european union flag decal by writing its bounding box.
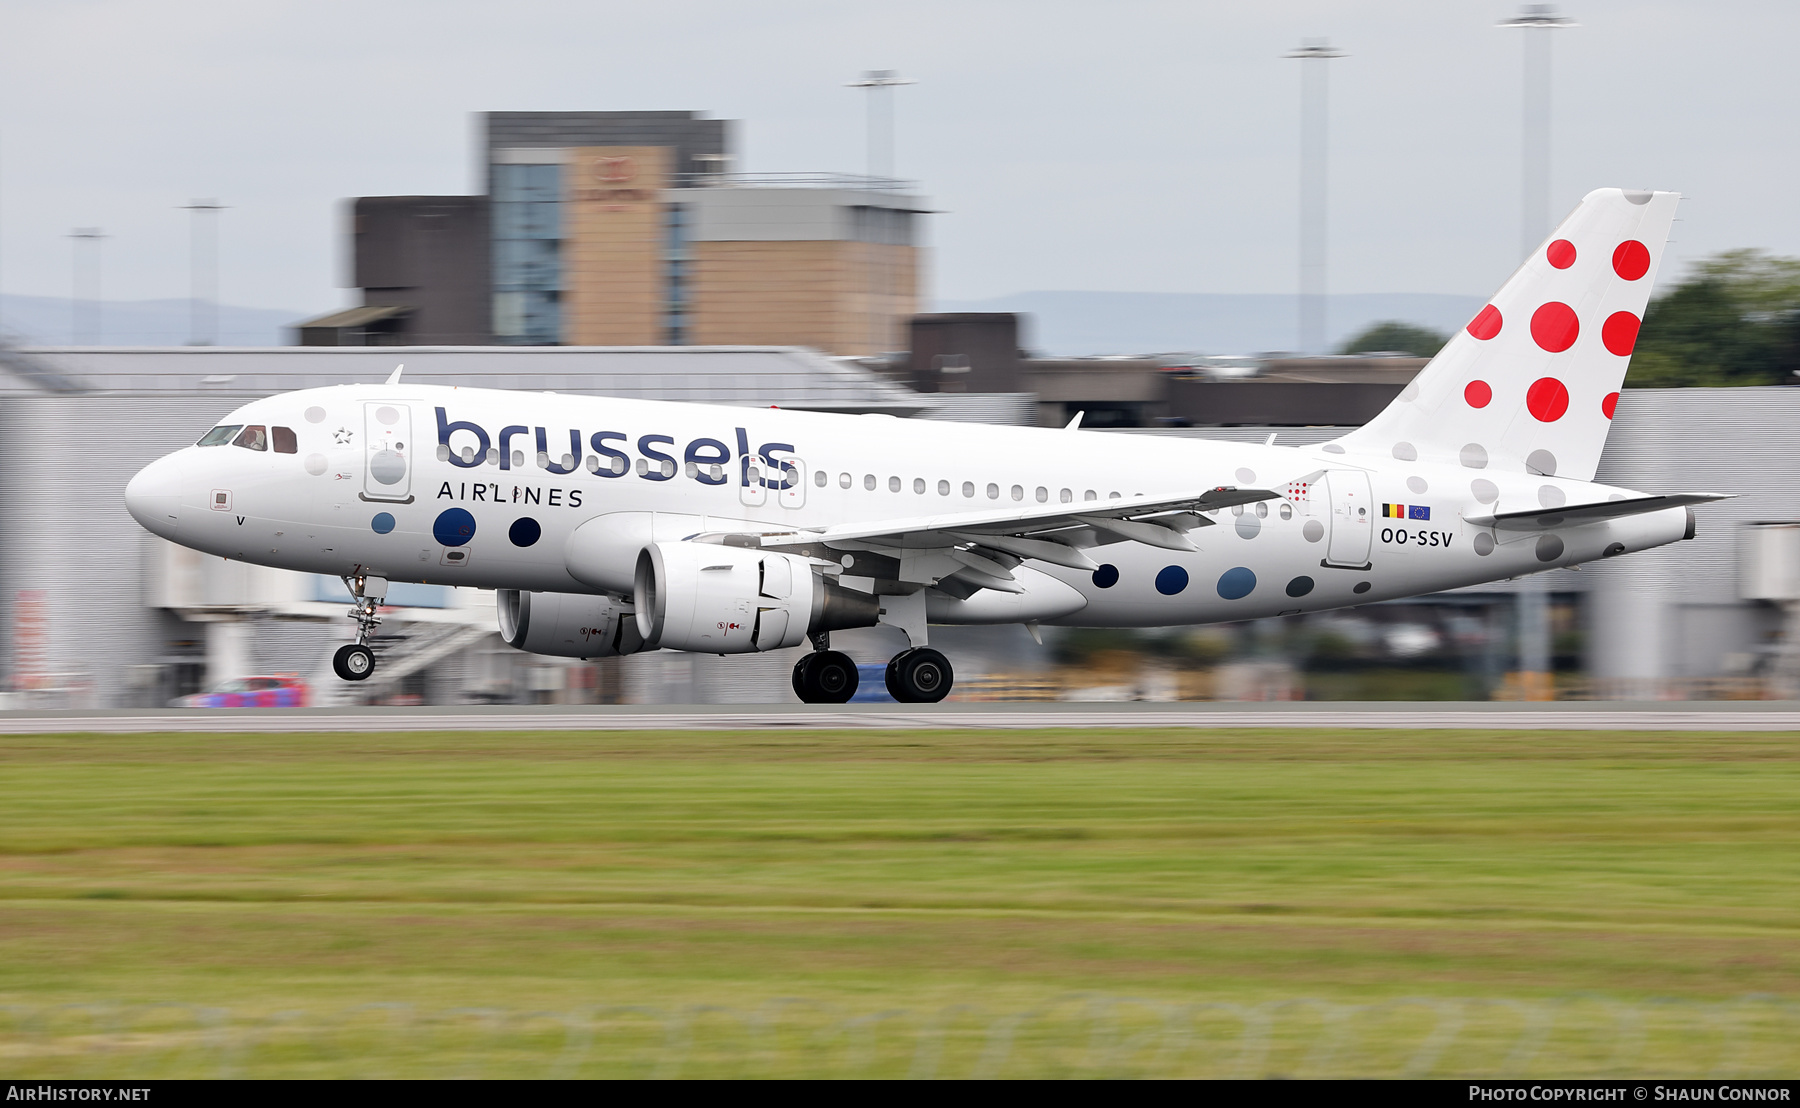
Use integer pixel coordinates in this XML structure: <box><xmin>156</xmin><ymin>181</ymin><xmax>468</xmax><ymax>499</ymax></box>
<box><xmin>1408</xmin><ymin>505</ymin><xmax>1431</xmax><ymax>521</ymax></box>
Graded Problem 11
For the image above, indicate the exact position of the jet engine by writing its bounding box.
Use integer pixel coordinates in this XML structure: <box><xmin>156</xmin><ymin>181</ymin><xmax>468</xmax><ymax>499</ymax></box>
<box><xmin>632</xmin><ymin>542</ymin><xmax>880</xmax><ymax>654</ymax></box>
<box><xmin>496</xmin><ymin>589</ymin><xmax>647</xmax><ymax>658</ymax></box>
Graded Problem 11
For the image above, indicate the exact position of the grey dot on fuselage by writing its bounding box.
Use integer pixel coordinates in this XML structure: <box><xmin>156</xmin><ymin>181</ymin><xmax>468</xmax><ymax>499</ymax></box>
<box><xmin>1526</xmin><ymin>449</ymin><xmax>1558</xmax><ymax>477</ymax></box>
<box><xmin>370</xmin><ymin>450</ymin><xmax>406</xmax><ymax>485</ymax></box>
<box><xmin>1235</xmin><ymin>513</ymin><xmax>1261</xmax><ymax>539</ymax></box>
<box><xmin>1472</xmin><ymin>479</ymin><xmax>1498</xmax><ymax>504</ymax></box>
<box><xmin>1538</xmin><ymin>485</ymin><xmax>1566</xmax><ymax>508</ymax></box>
<box><xmin>1460</xmin><ymin>443</ymin><xmax>1488</xmax><ymax>469</ymax></box>
<box><xmin>1392</xmin><ymin>442</ymin><xmax>1418</xmax><ymax>461</ymax></box>
<box><xmin>1536</xmin><ymin>534</ymin><xmax>1565</xmax><ymax>562</ymax></box>
<box><xmin>1474</xmin><ymin>532</ymin><xmax>1495</xmax><ymax>556</ymax></box>
<box><xmin>1407</xmin><ymin>476</ymin><xmax>1428</xmax><ymax>495</ymax></box>
<box><xmin>1303</xmin><ymin>519</ymin><xmax>1325</xmax><ymax>543</ymax></box>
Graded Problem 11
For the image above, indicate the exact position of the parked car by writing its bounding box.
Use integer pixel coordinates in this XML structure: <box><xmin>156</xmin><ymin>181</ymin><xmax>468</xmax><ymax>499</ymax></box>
<box><xmin>176</xmin><ymin>675</ymin><xmax>309</xmax><ymax>709</ymax></box>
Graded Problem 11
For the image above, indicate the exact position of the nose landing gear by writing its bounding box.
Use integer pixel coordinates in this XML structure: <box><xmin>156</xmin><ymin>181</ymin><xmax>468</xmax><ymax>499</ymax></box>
<box><xmin>333</xmin><ymin>573</ymin><xmax>387</xmax><ymax>682</ymax></box>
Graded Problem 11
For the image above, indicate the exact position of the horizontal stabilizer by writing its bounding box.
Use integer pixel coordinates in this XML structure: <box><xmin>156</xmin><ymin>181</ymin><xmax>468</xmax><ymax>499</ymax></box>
<box><xmin>1467</xmin><ymin>492</ymin><xmax>1732</xmax><ymax>532</ymax></box>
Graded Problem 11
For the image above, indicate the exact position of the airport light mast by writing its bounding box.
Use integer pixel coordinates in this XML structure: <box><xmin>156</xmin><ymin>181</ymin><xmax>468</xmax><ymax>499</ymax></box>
<box><xmin>1500</xmin><ymin>4</ymin><xmax>1575</xmax><ymax>702</ymax></box>
<box><xmin>182</xmin><ymin>199</ymin><xmax>227</xmax><ymax>347</ymax></box>
<box><xmin>67</xmin><ymin>227</ymin><xmax>107</xmax><ymax>345</ymax></box>
<box><xmin>1285</xmin><ymin>39</ymin><xmax>1345</xmax><ymax>355</ymax></box>
<box><xmin>847</xmin><ymin>70</ymin><xmax>914</xmax><ymax>185</ymax></box>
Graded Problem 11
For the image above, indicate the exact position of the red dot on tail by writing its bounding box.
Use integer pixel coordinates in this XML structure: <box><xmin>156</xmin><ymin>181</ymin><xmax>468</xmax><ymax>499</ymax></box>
<box><xmin>1526</xmin><ymin>377</ymin><xmax>1570</xmax><ymax>422</ymax></box>
<box><xmin>1530</xmin><ymin>302</ymin><xmax>1580</xmax><ymax>352</ymax></box>
<box><xmin>1466</xmin><ymin>304</ymin><xmax>1503</xmax><ymax>340</ymax></box>
<box><xmin>1613</xmin><ymin>240</ymin><xmax>1651</xmax><ymax>281</ymax></box>
<box><xmin>1602</xmin><ymin>311</ymin><xmax>1641</xmax><ymax>356</ymax></box>
<box><xmin>1546</xmin><ymin>239</ymin><xmax>1577</xmax><ymax>269</ymax></box>
<box><xmin>1601</xmin><ymin>392</ymin><xmax>1620</xmax><ymax>420</ymax></box>
<box><xmin>1464</xmin><ymin>380</ymin><xmax>1492</xmax><ymax>408</ymax></box>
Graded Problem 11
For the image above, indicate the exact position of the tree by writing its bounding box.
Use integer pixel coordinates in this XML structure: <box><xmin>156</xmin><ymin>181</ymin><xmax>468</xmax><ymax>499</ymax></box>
<box><xmin>1337</xmin><ymin>321</ymin><xmax>1447</xmax><ymax>358</ymax></box>
<box><xmin>1628</xmin><ymin>250</ymin><xmax>1800</xmax><ymax>387</ymax></box>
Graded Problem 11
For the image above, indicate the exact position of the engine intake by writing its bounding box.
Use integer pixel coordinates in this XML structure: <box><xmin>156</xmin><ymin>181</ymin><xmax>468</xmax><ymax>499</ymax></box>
<box><xmin>496</xmin><ymin>589</ymin><xmax>646</xmax><ymax>658</ymax></box>
<box><xmin>633</xmin><ymin>542</ymin><xmax>879</xmax><ymax>654</ymax></box>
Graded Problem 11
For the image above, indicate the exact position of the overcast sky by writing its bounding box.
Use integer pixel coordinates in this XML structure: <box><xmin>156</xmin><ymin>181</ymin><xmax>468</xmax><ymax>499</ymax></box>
<box><xmin>1</xmin><ymin>0</ymin><xmax>1796</xmax><ymax>316</ymax></box>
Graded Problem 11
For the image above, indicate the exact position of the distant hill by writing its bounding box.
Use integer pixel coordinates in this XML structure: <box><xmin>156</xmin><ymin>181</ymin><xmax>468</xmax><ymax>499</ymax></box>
<box><xmin>0</xmin><ymin>294</ymin><xmax>318</xmax><ymax>347</ymax></box>
<box><xmin>932</xmin><ymin>291</ymin><xmax>1487</xmax><ymax>357</ymax></box>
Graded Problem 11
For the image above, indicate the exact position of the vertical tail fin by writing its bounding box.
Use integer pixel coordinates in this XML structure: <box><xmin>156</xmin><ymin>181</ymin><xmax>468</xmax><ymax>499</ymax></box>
<box><xmin>1334</xmin><ymin>188</ymin><xmax>1679</xmax><ymax>481</ymax></box>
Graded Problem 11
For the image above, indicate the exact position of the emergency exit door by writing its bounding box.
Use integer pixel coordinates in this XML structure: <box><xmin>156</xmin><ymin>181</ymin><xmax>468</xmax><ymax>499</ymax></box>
<box><xmin>363</xmin><ymin>402</ymin><xmax>413</xmax><ymax>502</ymax></box>
<box><xmin>1324</xmin><ymin>469</ymin><xmax>1372</xmax><ymax>568</ymax></box>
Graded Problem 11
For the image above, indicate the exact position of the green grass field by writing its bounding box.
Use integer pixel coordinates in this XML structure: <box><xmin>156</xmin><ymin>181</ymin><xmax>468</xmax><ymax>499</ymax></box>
<box><xmin>0</xmin><ymin>728</ymin><xmax>1795</xmax><ymax>1077</ymax></box>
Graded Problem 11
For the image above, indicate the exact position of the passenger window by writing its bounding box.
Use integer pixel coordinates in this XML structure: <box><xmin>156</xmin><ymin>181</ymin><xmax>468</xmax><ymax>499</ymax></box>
<box><xmin>840</xmin><ymin>473</ymin><xmax>851</xmax><ymax>489</ymax></box>
<box><xmin>814</xmin><ymin>470</ymin><xmax>827</xmax><ymax>488</ymax></box>
<box><xmin>938</xmin><ymin>479</ymin><xmax>950</xmax><ymax>496</ymax></box>
<box><xmin>1011</xmin><ymin>485</ymin><xmax>1024</xmax><ymax>501</ymax></box>
<box><xmin>962</xmin><ymin>481</ymin><xmax>975</xmax><ymax>498</ymax></box>
<box><xmin>864</xmin><ymin>474</ymin><xmax>876</xmax><ymax>491</ymax></box>
<box><xmin>1279</xmin><ymin>502</ymin><xmax>1293</xmax><ymax>519</ymax></box>
<box><xmin>913</xmin><ymin>478</ymin><xmax>926</xmax><ymax>494</ymax></box>
<box><xmin>1084</xmin><ymin>490</ymin><xmax>1097</xmax><ymax>501</ymax></box>
<box><xmin>1035</xmin><ymin>487</ymin><xmax>1048</xmax><ymax>503</ymax></box>
<box><xmin>272</xmin><ymin>426</ymin><xmax>298</xmax><ymax>454</ymax></box>
<box><xmin>232</xmin><ymin>425</ymin><xmax>268</xmax><ymax>451</ymax></box>
<box><xmin>197</xmin><ymin>424</ymin><xmax>242</xmax><ymax>447</ymax></box>
<box><xmin>889</xmin><ymin>476</ymin><xmax>901</xmax><ymax>492</ymax></box>
<box><xmin>987</xmin><ymin>483</ymin><xmax>999</xmax><ymax>499</ymax></box>
<box><xmin>1060</xmin><ymin>488</ymin><xmax>1072</xmax><ymax>503</ymax></box>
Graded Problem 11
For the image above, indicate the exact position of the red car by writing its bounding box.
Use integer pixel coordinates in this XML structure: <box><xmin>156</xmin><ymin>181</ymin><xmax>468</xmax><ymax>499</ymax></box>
<box><xmin>177</xmin><ymin>675</ymin><xmax>309</xmax><ymax>709</ymax></box>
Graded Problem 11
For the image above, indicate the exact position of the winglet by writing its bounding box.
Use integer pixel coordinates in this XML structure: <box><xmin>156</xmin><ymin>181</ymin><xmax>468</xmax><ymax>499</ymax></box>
<box><xmin>1065</xmin><ymin>411</ymin><xmax>1084</xmax><ymax>430</ymax></box>
<box><xmin>386</xmin><ymin>364</ymin><xmax>404</xmax><ymax>385</ymax></box>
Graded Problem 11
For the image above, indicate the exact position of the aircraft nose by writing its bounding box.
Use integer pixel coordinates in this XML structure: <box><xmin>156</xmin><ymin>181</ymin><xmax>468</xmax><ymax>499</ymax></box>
<box><xmin>125</xmin><ymin>453</ymin><xmax>185</xmax><ymax>536</ymax></box>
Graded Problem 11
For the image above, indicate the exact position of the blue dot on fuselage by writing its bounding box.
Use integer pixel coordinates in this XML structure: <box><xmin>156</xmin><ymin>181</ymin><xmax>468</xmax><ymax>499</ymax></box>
<box><xmin>1091</xmin><ymin>563</ymin><xmax>1120</xmax><ymax>589</ymax></box>
<box><xmin>433</xmin><ymin>507</ymin><xmax>477</xmax><ymax>547</ymax></box>
<box><xmin>509</xmin><ymin>517</ymin><xmax>542</xmax><ymax>547</ymax></box>
<box><xmin>1217</xmin><ymin>567</ymin><xmax>1256</xmax><ymax>600</ymax></box>
<box><xmin>370</xmin><ymin>512</ymin><xmax>396</xmax><ymax>535</ymax></box>
<box><xmin>1155</xmin><ymin>565</ymin><xmax>1189</xmax><ymax>595</ymax></box>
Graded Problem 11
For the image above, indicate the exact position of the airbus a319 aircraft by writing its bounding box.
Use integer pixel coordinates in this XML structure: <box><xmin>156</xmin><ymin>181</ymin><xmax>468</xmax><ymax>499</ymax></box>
<box><xmin>125</xmin><ymin>189</ymin><xmax>1725</xmax><ymax>703</ymax></box>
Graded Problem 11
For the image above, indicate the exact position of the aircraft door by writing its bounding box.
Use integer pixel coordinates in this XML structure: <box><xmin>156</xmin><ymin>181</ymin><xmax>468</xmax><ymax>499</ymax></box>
<box><xmin>363</xmin><ymin>402</ymin><xmax>414</xmax><ymax>502</ymax></box>
<box><xmin>778</xmin><ymin>457</ymin><xmax>806</xmax><ymax>509</ymax></box>
<box><xmin>1324</xmin><ymin>469</ymin><xmax>1372</xmax><ymax>568</ymax></box>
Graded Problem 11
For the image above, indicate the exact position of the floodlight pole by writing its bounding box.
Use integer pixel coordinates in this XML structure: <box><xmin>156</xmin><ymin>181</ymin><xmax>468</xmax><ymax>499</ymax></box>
<box><xmin>1285</xmin><ymin>39</ymin><xmax>1345</xmax><ymax>355</ymax></box>
<box><xmin>1500</xmin><ymin>5</ymin><xmax>1575</xmax><ymax>256</ymax></box>
<box><xmin>182</xmin><ymin>199</ymin><xmax>227</xmax><ymax>346</ymax></box>
<box><xmin>1500</xmin><ymin>5</ymin><xmax>1574</xmax><ymax>701</ymax></box>
<box><xmin>68</xmin><ymin>228</ymin><xmax>107</xmax><ymax>345</ymax></box>
<box><xmin>847</xmin><ymin>70</ymin><xmax>914</xmax><ymax>184</ymax></box>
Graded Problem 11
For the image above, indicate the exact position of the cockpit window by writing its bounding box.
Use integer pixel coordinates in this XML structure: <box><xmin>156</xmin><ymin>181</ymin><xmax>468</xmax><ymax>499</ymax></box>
<box><xmin>272</xmin><ymin>426</ymin><xmax>297</xmax><ymax>454</ymax></box>
<box><xmin>197</xmin><ymin>424</ymin><xmax>242</xmax><ymax>447</ymax></box>
<box><xmin>233</xmin><ymin>425</ymin><xmax>268</xmax><ymax>451</ymax></box>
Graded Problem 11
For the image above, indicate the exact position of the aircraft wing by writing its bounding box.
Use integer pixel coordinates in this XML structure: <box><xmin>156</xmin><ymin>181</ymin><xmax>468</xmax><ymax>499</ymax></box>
<box><xmin>1466</xmin><ymin>492</ymin><xmax>1733</xmax><ymax>532</ymax></box>
<box><xmin>700</xmin><ymin>486</ymin><xmax>1283</xmax><ymax>592</ymax></box>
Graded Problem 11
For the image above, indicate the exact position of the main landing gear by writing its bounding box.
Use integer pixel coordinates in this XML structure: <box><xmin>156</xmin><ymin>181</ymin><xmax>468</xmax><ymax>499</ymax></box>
<box><xmin>332</xmin><ymin>573</ymin><xmax>386</xmax><ymax>682</ymax></box>
<box><xmin>790</xmin><ymin>635</ymin><xmax>955</xmax><ymax>704</ymax></box>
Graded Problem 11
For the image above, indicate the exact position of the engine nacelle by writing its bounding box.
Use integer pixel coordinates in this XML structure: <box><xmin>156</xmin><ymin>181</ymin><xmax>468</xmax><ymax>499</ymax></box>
<box><xmin>633</xmin><ymin>542</ymin><xmax>880</xmax><ymax>654</ymax></box>
<box><xmin>496</xmin><ymin>589</ymin><xmax>646</xmax><ymax>658</ymax></box>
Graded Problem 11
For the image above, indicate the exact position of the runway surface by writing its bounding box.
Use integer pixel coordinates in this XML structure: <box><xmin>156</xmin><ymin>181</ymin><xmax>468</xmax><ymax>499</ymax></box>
<box><xmin>3</xmin><ymin>702</ymin><xmax>1800</xmax><ymax>732</ymax></box>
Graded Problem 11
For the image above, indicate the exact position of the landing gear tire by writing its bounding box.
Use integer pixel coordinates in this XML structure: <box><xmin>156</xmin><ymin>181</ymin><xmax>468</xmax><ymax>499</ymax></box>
<box><xmin>885</xmin><ymin>647</ymin><xmax>953</xmax><ymax>704</ymax></box>
<box><xmin>333</xmin><ymin>643</ymin><xmax>376</xmax><ymax>682</ymax></box>
<box><xmin>792</xmin><ymin>650</ymin><xmax>859</xmax><ymax>704</ymax></box>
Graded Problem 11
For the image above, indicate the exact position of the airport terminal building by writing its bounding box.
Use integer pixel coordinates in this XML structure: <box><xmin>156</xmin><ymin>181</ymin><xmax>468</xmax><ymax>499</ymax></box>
<box><xmin>297</xmin><ymin>112</ymin><xmax>928</xmax><ymax>357</ymax></box>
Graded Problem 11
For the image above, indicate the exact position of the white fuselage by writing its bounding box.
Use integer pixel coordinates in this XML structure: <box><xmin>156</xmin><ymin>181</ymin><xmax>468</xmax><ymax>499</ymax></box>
<box><xmin>125</xmin><ymin>382</ymin><xmax>1688</xmax><ymax>628</ymax></box>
